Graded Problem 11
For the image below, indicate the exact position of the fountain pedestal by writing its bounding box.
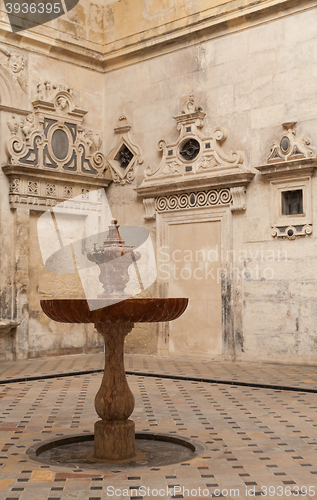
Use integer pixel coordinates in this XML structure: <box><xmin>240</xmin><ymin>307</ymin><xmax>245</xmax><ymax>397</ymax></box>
<box><xmin>41</xmin><ymin>297</ymin><xmax>188</xmax><ymax>461</ymax></box>
<box><xmin>94</xmin><ymin>322</ymin><xmax>135</xmax><ymax>460</ymax></box>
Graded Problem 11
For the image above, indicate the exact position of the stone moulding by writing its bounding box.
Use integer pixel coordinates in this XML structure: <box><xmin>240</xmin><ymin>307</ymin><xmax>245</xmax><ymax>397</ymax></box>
<box><xmin>3</xmin><ymin>164</ymin><xmax>107</xmax><ymax>210</ymax></box>
<box><xmin>256</xmin><ymin>123</ymin><xmax>317</xmax><ymax>240</ymax></box>
<box><xmin>106</xmin><ymin>115</ymin><xmax>143</xmax><ymax>185</ymax></box>
<box><xmin>0</xmin><ymin>0</ymin><xmax>312</xmax><ymax>73</ymax></box>
<box><xmin>136</xmin><ymin>96</ymin><xmax>254</xmax><ymax>216</ymax></box>
<box><xmin>3</xmin><ymin>82</ymin><xmax>111</xmax><ymax>209</ymax></box>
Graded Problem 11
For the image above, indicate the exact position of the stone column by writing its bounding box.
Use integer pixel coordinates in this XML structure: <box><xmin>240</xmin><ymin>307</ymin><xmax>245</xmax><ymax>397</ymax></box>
<box><xmin>94</xmin><ymin>322</ymin><xmax>135</xmax><ymax>460</ymax></box>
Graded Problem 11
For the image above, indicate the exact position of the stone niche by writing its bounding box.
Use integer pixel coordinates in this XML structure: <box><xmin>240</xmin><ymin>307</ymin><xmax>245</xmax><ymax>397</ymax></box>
<box><xmin>1</xmin><ymin>82</ymin><xmax>112</xmax><ymax>359</ymax></box>
<box><xmin>136</xmin><ymin>96</ymin><xmax>255</xmax><ymax>359</ymax></box>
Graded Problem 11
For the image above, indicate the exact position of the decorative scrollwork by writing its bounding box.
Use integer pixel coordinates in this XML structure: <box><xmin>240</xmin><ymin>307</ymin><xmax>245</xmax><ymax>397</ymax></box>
<box><xmin>6</xmin><ymin>85</ymin><xmax>107</xmax><ymax>178</ymax></box>
<box><xmin>155</xmin><ymin>189</ymin><xmax>232</xmax><ymax>212</ymax></box>
<box><xmin>142</xmin><ymin>96</ymin><xmax>249</xmax><ymax>187</ymax></box>
<box><xmin>219</xmin><ymin>189</ymin><xmax>232</xmax><ymax>204</ymax></box>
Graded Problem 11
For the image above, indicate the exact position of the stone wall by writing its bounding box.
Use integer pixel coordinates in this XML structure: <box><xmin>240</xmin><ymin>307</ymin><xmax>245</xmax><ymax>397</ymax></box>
<box><xmin>0</xmin><ymin>0</ymin><xmax>317</xmax><ymax>363</ymax></box>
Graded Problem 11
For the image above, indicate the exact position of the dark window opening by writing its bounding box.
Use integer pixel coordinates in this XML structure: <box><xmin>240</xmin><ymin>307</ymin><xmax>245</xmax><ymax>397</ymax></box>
<box><xmin>281</xmin><ymin>190</ymin><xmax>303</xmax><ymax>216</ymax></box>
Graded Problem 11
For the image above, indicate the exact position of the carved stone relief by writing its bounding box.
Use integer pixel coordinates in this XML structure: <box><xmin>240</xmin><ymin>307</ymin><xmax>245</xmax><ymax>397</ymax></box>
<box><xmin>155</xmin><ymin>189</ymin><xmax>232</xmax><ymax>212</ymax></box>
<box><xmin>256</xmin><ymin>123</ymin><xmax>317</xmax><ymax>239</ymax></box>
<box><xmin>3</xmin><ymin>82</ymin><xmax>111</xmax><ymax>209</ymax></box>
<box><xmin>106</xmin><ymin>115</ymin><xmax>143</xmax><ymax>185</ymax></box>
<box><xmin>0</xmin><ymin>44</ymin><xmax>28</xmax><ymax>108</ymax></box>
<box><xmin>136</xmin><ymin>95</ymin><xmax>254</xmax><ymax>217</ymax></box>
<box><xmin>137</xmin><ymin>96</ymin><xmax>254</xmax><ymax>198</ymax></box>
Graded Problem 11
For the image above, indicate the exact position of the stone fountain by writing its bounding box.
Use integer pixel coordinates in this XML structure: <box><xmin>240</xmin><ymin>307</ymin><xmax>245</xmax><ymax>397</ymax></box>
<box><xmin>40</xmin><ymin>219</ymin><xmax>188</xmax><ymax>462</ymax></box>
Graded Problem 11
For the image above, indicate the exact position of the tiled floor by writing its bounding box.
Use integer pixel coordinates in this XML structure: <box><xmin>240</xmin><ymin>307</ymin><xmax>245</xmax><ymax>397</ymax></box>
<box><xmin>1</xmin><ymin>354</ymin><xmax>317</xmax><ymax>499</ymax></box>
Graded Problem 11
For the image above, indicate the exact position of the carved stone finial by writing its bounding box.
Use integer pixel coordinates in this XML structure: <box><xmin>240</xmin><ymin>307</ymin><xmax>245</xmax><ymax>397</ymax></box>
<box><xmin>7</xmin><ymin>115</ymin><xmax>19</xmax><ymax>135</ymax></box>
<box><xmin>182</xmin><ymin>95</ymin><xmax>202</xmax><ymax>114</ymax></box>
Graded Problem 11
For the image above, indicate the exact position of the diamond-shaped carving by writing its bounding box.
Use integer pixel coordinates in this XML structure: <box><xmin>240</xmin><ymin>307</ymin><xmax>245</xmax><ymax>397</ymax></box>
<box><xmin>107</xmin><ymin>115</ymin><xmax>143</xmax><ymax>185</ymax></box>
<box><xmin>115</xmin><ymin>144</ymin><xmax>134</xmax><ymax>169</ymax></box>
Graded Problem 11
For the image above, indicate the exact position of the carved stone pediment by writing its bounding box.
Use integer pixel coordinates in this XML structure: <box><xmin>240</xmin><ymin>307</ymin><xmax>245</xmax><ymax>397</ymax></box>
<box><xmin>106</xmin><ymin>115</ymin><xmax>143</xmax><ymax>185</ymax></box>
<box><xmin>136</xmin><ymin>96</ymin><xmax>254</xmax><ymax>198</ymax></box>
<box><xmin>256</xmin><ymin>122</ymin><xmax>317</xmax><ymax>178</ymax></box>
<box><xmin>3</xmin><ymin>82</ymin><xmax>111</xmax><ymax>209</ymax></box>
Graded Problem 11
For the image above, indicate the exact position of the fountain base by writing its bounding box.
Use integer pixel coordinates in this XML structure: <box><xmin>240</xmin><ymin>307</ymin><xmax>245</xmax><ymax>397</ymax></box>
<box><xmin>26</xmin><ymin>432</ymin><xmax>209</xmax><ymax>469</ymax></box>
<box><xmin>94</xmin><ymin>419</ymin><xmax>135</xmax><ymax>460</ymax></box>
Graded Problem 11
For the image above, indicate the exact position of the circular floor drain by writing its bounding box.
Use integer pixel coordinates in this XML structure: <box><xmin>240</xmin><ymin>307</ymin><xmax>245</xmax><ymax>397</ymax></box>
<box><xmin>27</xmin><ymin>432</ymin><xmax>205</xmax><ymax>469</ymax></box>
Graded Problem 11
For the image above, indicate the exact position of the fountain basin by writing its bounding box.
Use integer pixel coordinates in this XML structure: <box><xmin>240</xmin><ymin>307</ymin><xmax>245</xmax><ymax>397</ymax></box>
<box><xmin>40</xmin><ymin>297</ymin><xmax>188</xmax><ymax>324</ymax></box>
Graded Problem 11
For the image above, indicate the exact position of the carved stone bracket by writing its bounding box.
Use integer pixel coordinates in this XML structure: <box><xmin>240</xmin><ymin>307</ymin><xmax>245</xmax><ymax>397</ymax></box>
<box><xmin>106</xmin><ymin>115</ymin><xmax>143</xmax><ymax>185</ymax></box>
<box><xmin>143</xmin><ymin>198</ymin><xmax>156</xmax><ymax>220</ymax></box>
<box><xmin>230</xmin><ymin>186</ymin><xmax>246</xmax><ymax>212</ymax></box>
<box><xmin>0</xmin><ymin>320</ymin><xmax>20</xmax><ymax>338</ymax></box>
<box><xmin>3</xmin><ymin>82</ymin><xmax>111</xmax><ymax>209</ymax></box>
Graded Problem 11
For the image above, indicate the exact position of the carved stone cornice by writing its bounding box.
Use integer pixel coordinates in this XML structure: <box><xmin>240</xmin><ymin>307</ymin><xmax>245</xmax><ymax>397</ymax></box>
<box><xmin>0</xmin><ymin>0</ymin><xmax>314</xmax><ymax>73</ymax></box>
<box><xmin>136</xmin><ymin>171</ymin><xmax>254</xmax><ymax>198</ymax></box>
<box><xmin>136</xmin><ymin>96</ymin><xmax>254</xmax><ymax>199</ymax></box>
<box><xmin>256</xmin><ymin>122</ymin><xmax>317</xmax><ymax>179</ymax></box>
<box><xmin>3</xmin><ymin>164</ymin><xmax>110</xmax><ymax>210</ymax></box>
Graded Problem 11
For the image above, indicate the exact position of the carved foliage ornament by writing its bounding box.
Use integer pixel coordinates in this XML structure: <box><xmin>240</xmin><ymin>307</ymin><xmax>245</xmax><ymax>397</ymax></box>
<box><xmin>106</xmin><ymin>115</ymin><xmax>143</xmax><ymax>185</ymax></box>
<box><xmin>6</xmin><ymin>82</ymin><xmax>106</xmax><ymax>177</ymax></box>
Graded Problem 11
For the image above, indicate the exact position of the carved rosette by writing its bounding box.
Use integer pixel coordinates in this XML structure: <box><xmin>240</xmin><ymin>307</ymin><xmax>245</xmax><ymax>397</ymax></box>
<box><xmin>106</xmin><ymin>115</ymin><xmax>143</xmax><ymax>185</ymax></box>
